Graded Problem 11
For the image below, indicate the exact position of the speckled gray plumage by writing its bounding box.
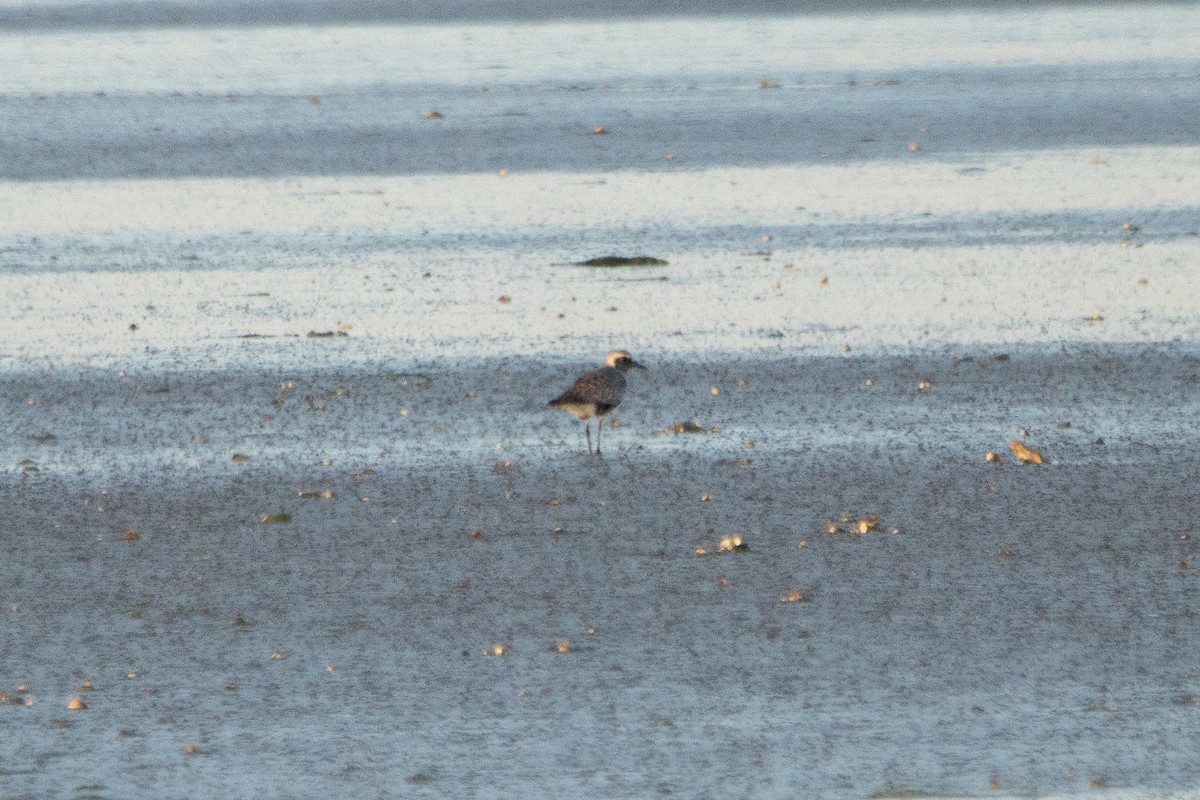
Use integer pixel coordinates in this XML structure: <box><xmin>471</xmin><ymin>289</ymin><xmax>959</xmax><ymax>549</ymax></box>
<box><xmin>548</xmin><ymin>366</ymin><xmax>626</xmax><ymax>419</ymax></box>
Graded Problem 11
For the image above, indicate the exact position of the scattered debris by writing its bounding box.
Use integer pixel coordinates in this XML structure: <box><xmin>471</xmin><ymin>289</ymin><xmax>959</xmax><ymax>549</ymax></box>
<box><xmin>666</xmin><ymin>420</ymin><xmax>705</xmax><ymax>434</ymax></box>
<box><xmin>306</xmin><ymin>330</ymin><xmax>348</xmax><ymax>338</ymax></box>
<box><xmin>260</xmin><ymin>512</ymin><xmax>293</xmax><ymax>524</ymax></box>
<box><xmin>758</xmin><ymin>79</ymin><xmax>781</xmax><ymax>89</ymax></box>
<box><xmin>823</xmin><ymin>514</ymin><xmax>889</xmax><ymax>535</ymax></box>
<box><xmin>779</xmin><ymin>590</ymin><xmax>810</xmax><ymax>603</ymax></box>
<box><xmin>121</xmin><ymin>528</ymin><xmax>140</xmax><ymax>541</ymax></box>
<box><xmin>67</xmin><ymin>697</ymin><xmax>87</xmax><ymax>710</ymax></box>
<box><xmin>553</xmin><ymin>640</ymin><xmax>571</xmax><ymax>653</ymax></box>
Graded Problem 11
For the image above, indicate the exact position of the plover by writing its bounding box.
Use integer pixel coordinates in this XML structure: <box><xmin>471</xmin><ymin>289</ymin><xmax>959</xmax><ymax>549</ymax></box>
<box><xmin>548</xmin><ymin>350</ymin><xmax>648</xmax><ymax>454</ymax></box>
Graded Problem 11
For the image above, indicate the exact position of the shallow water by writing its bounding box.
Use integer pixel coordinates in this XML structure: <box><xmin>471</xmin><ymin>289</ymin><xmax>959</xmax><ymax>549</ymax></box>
<box><xmin>3</xmin><ymin>9</ymin><xmax>1199</xmax><ymax>180</ymax></box>
<box><xmin>3</xmin><ymin>2</ymin><xmax>1200</xmax><ymax>798</ymax></box>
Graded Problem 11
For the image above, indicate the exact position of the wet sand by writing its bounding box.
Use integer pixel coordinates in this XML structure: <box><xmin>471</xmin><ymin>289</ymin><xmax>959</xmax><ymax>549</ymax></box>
<box><xmin>4</xmin><ymin>3</ymin><xmax>1200</xmax><ymax>797</ymax></box>
<box><xmin>4</xmin><ymin>344</ymin><xmax>1200</xmax><ymax>798</ymax></box>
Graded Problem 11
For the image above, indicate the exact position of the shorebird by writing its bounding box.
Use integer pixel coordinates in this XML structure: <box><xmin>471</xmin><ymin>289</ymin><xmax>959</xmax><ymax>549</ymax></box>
<box><xmin>548</xmin><ymin>350</ymin><xmax>648</xmax><ymax>455</ymax></box>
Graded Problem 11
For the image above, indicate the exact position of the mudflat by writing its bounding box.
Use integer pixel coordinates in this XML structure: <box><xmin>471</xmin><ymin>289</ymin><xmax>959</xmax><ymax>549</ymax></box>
<box><xmin>4</xmin><ymin>343</ymin><xmax>1200</xmax><ymax>797</ymax></box>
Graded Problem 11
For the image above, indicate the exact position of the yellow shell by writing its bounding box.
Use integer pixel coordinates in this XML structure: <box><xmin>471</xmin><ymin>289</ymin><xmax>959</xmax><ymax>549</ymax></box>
<box><xmin>1009</xmin><ymin>440</ymin><xmax>1044</xmax><ymax>464</ymax></box>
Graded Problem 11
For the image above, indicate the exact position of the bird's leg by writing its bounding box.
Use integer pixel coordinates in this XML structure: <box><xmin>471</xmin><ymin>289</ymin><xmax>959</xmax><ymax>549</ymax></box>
<box><xmin>596</xmin><ymin>416</ymin><xmax>603</xmax><ymax>456</ymax></box>
<box><xmin>584</xmin><ymin>419</ymin><xmax>592</xmax><ymax>454</ymax></box>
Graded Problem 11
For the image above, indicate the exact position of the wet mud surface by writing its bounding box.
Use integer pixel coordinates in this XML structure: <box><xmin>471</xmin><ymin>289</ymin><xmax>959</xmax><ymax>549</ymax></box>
<box><xmin>4</xmin><ymin>344</ymin><xmax>1200</xmax><ymax>798</ymax></box>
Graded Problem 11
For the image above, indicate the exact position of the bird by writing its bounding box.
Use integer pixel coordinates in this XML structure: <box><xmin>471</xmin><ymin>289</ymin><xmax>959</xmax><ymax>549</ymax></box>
<box><xmin>548</xmin><ymin>350</ymin><xmax>648</xmax><ymax>455</ymax></box>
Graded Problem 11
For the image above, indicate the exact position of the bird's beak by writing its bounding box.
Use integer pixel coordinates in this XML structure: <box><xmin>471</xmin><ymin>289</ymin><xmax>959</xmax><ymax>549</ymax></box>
<box><xmin>631</xmin><ymin>360</ymin><xmax>649</xmax><ymax>372</ymax></box>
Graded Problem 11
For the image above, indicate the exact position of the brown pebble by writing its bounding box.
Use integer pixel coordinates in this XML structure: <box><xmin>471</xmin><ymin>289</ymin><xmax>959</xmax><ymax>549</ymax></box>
<box><xmin>122</xmin><ymin>528</ymin><xmax>139</xmax><ymax>541</ymax></box>
<box><xmin>67</xmin><ymin>696</ymin><xmax>87</xmax><ymax>710</ymax></box>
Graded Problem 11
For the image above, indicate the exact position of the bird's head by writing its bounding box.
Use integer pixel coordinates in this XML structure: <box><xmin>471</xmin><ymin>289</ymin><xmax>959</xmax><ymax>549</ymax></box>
<box><xmin>606</xmin><ymin>350</ymin><xmax>649</xmax><ymax>372</ymax></box>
